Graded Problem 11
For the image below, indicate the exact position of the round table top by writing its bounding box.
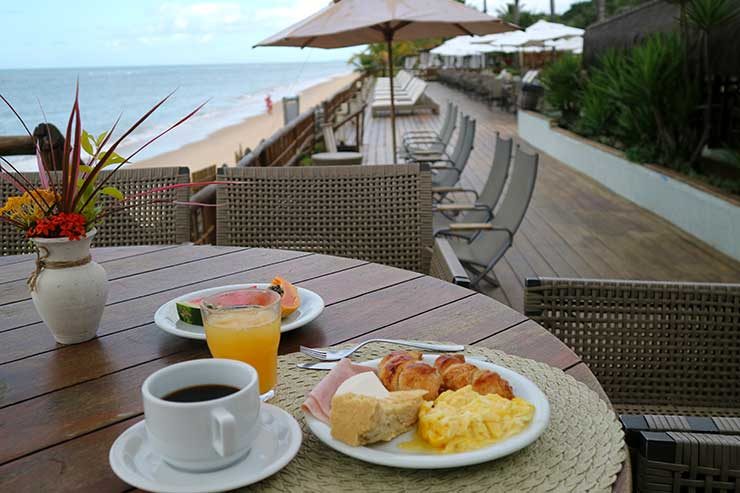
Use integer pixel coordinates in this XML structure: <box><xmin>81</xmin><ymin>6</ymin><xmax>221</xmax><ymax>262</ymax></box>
<box><xmin>0</xmin><ymin>245</ymin><xmax>629</xmax><ymax>491</ymax></box>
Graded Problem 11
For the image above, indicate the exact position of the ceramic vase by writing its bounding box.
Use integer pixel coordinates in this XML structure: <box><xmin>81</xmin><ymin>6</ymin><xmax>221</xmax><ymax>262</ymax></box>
<box><xmin>30</xmin><ymin>229</ymin><xmax>108</xmax><ymax>344</ymax></box>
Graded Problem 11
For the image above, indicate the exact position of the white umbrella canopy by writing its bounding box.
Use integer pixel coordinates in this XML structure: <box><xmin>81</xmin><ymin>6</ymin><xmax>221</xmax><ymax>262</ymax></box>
<box><xmin>523</xmin><ymin>20</ymin><xmax>584</xmax><ymax>44</ymax></box>
<box><xmin>544</xmin><ymin>36</ymin><xmax>584</xmax><ymax>54</ymax></box>
<box><xmin>255</xmin><ymin>0</ymin><xmax>518</xmax><ymax>163</ymax></box>
<box><xmin>430</xmin><ymin>36</ymin><xmax>498</xmax><ymax>56</ymax></box>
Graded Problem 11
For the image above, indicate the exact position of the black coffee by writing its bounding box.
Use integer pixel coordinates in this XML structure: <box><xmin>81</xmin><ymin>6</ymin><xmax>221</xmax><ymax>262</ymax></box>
<box><xmin>163</xmin><ymin>384</ymin><xmax>240</xmax><ymax>403</ymax></box>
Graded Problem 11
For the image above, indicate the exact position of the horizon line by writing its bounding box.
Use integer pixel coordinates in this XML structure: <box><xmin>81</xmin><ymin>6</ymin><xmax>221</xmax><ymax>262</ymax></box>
<box><xmin>0</xmin><ymin>59</ymin><xmax>353</xmax><ymax>72</ymax></box>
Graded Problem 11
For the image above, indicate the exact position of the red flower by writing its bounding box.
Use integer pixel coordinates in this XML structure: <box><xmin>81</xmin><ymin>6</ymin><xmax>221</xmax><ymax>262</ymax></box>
<box><xmin>27</xmin><ymin>213</ymin><xmax>87</xmax><ymax>240</ymax></box>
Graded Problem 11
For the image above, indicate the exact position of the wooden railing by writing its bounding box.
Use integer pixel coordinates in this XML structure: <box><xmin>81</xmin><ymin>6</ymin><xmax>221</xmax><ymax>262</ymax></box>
<box><xmin>238</xmin><ymin>107</ymin><xmax>316</xmax><ymax>168</ymax></box>
<box><xmin>0</xmin><ymin>123</ymin><xmax>65</xmax><ymax>171</ymax></box>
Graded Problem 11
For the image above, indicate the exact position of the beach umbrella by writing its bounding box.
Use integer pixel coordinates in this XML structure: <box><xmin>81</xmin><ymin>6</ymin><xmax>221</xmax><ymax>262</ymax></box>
<box><xmin>255</xmin><ymin>0</ymin><xmax>517</xmax><ymax>163</ymax></box>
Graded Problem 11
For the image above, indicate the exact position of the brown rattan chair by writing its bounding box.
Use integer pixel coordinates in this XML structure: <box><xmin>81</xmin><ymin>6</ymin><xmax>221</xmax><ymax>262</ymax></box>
<box><xmin>1</xmin><ymin>167</ymin><xmax>190</xmax><ymax>255</ymax></box>
<box><xmin>215</xmin><ymin>163</ymin><xmax>469</xmax><ymax>285</ymax></box>
<box><xmin>524</xmin><ymin>277</ymin><xmax>740</xmax><ymax>492</ymax></box>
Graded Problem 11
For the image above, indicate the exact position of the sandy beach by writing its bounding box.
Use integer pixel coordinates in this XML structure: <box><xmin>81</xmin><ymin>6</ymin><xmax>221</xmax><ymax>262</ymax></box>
<box><xmin>131</xmin><ymin>72</ymin><xmax>358</xmax><ymax>172</ymax></box>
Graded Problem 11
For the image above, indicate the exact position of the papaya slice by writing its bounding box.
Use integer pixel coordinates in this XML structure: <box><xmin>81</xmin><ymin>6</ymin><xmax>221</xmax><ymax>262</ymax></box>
<box><xmin>269</xmin><ymin>276</ymin><xmax>300</xmax><ymax>318</ymax></box>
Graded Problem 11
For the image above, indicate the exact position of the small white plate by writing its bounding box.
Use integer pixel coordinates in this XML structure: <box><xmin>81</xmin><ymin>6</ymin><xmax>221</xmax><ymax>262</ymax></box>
<box><xmin>109</xmin><ymin>404</ymin><xmax>302</xmax><ymax>493</ymax></box>
<box><xmin>154</xmin><ymin>283</ymin><xmax>324</xmax><ymax>340</ymax></box>
<box><xmin>305</xmin><ymin>354</ymin><xmax>550</xmax><ymax>469</ymax></box>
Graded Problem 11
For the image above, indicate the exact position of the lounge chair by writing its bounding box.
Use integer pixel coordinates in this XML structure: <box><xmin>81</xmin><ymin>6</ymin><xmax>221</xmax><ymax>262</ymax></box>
<box><xmin>434</xmin><ymin>147</ymin><xmax>538</xmax><ymax>290</ymax></box>
<box><xmin>214</xmin><ymin>163</ymin><xmax>468</xmax><ymax>286</ymax></box>
<box><xmin>0</xmin><ymin>167</ymin><xmax>191</xmax><ymax>255</ymax></box>
<box><xmin>432</xmin><ymin>133</ymin><xmax>513</xmax><ymax>225</ymax></box>
<box><xmin>371</xmin><ymin>79</ymin><xmax>437</xmax><ymax>116</ymax></box>
<box><xmin>401</xmin><ymin>102</ymin><xmax>458</xmax><ymax>156</ymax></box>
<box><xmin>524</xmin><ymin>277</ymin><xmax>740</xmax><ymax>492</ymax></box>
<box><xmin>406</xmin><ymin>116</ymin><xmax>476</xmax><ymax>190</ymax></box>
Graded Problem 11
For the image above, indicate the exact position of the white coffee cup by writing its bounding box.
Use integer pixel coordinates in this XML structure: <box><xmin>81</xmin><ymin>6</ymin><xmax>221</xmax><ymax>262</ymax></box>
<box><xmin>142</xmin><ymin>358</ymin><xmax>261</xmax><ymax>472</ymax></box>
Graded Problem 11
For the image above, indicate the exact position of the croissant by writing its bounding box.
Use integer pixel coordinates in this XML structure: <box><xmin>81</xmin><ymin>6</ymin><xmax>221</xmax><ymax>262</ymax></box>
<box><xmin>378</xmin><ymin>351</ymin><xmax>442</xmax><ymax>400</ymax></box>
<box><xmin>434</xmin><ymin>354</ymin><xmax>514</xmax><ymax>399</ymax></box>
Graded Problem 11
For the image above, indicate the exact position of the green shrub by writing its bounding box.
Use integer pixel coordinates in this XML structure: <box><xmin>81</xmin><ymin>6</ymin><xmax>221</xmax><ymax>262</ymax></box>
<box><xmin>574</xmin><ymin>33</ymin><xmax>700</xmax><ymax>167</ymax></box>
<box><xmin>539</xmin><ymin>53</ymin><xmax>583</xmax><ymax>125</ymax></box>
<box><xmin>577</xmin><ymin>51</ymin><xmax>622</xmax><ymax>138</ymax></box>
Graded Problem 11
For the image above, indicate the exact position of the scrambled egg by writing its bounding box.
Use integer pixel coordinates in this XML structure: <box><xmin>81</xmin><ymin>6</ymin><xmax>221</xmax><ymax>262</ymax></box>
<box><xmin>415</xmin><ymin>385</ymin><xmax>535</xmax><ymax>453</ymax></box>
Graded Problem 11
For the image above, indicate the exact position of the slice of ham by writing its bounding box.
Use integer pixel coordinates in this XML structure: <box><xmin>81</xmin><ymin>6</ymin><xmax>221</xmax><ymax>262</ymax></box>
<box><xmin>301</xmin><ymin>358</ymin><xmax>375</xmax><ymax>423</ymax></box>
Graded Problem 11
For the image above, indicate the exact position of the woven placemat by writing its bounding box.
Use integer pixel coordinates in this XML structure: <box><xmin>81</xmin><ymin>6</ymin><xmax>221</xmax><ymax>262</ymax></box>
<box><xmin>249</xmin><ymin>342</ymin><xmax>625</xmax><ymax>492</ymax></box>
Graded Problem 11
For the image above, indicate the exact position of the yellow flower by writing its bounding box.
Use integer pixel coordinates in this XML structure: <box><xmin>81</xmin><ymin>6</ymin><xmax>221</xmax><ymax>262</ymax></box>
<box><xmin>0</xmin><ymin>188</ymin><xmax>59</xmax><ymax>227</ymax></box>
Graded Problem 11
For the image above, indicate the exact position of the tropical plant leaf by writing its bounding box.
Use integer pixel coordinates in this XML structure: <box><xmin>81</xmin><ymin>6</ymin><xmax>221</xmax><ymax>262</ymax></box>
<box><xmin>100</xmin><ymin>186</ymin><xmax>124</xmax><ymax>201</ymax></box>
<box><xmin>81</xmin><ymin>129</ymin><xmax>95</xmax><ymax>156</ymax></box>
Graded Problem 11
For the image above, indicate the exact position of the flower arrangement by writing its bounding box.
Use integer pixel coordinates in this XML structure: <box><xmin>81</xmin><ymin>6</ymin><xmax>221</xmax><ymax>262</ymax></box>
<box><xmin>0</xmin><ymin>85</ymin><xmax>208</xmax><ymax>241</ymax></box>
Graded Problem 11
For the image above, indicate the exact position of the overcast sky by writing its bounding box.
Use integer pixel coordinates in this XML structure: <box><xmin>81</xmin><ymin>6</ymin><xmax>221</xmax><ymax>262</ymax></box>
<box><xmin>1</xmin><ymin>0</ymin><xmax>581</xmax><ymax>69</ymax></box>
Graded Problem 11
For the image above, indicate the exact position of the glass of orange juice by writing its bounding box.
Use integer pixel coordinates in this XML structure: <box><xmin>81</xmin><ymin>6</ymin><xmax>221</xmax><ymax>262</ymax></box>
<box><xmin>200</xmin><ymin>288</ymin><xmax>281</xmax><ymax>396</ymax></box>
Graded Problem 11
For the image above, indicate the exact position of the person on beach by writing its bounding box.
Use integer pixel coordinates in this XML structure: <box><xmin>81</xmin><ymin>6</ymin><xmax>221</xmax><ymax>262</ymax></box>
<box><xmin>265</xmin><ymin>95</ymin><xmax>273</xmax><ymax>114</ymax></box>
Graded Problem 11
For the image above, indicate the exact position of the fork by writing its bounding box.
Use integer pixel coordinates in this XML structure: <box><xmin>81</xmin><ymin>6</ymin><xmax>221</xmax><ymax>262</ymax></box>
<box><xmin>299</xmin><ymin>339</ymin><xmax>465</xmax><ymax>361</ymax></box>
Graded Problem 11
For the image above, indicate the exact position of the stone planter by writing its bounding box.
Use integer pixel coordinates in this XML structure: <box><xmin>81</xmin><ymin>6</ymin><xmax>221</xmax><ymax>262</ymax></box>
<box><xmin>29</xmin><ymin>229</ymin><xmax>108</xmax><ymax>344</ymax></box>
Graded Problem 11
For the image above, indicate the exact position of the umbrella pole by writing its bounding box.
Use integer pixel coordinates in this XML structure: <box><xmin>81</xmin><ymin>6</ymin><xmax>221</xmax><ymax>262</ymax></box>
<box><xmin>386</xmin><ymin>36</ymin><xmax>397</xmax><ymax>164</ymax></box>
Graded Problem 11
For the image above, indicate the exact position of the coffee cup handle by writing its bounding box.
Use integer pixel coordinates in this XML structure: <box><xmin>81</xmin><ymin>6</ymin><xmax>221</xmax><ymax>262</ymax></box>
<box><xmin>211</xmin><ymin>408</ymin><xmax>236</xmax><ymax>457</ymax></box>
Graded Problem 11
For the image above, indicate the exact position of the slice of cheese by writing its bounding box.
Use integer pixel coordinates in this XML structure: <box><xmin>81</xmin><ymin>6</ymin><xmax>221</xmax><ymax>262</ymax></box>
<box><xmin>335</xmin><ymin>371</ymin><xmax>390</xmax><ymax>399</ymax></box>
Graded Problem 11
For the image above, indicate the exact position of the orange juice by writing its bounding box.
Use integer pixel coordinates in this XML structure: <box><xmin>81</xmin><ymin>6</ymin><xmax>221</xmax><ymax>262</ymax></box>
<box><xmin>204</xmin><ymin>308</ymin><xmax>281</xmax><ymax>394</ymax></box>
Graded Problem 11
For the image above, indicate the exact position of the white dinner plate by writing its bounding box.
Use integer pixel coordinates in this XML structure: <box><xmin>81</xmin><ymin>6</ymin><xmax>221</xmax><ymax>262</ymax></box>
<box><xmin>154</xmin><ymin>283</ymin><xmax>324</xmax><ymax>340</ymax></box>
<box><xmin>109</xmin><ymin>404</ymin><xmax>302</xmax><ymax>493</ymax></box>
<box><xmin>305</xmin><ymin>354</ymin><xmax>550</xmax><ymax>469</ymax></box>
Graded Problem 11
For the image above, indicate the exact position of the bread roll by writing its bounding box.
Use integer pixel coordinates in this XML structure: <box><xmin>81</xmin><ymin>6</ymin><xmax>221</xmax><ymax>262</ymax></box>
<box><xmin>434</xmin><ymin>354</ymin><xmax>514</xmax><ymax>399</ymax></box>
<box><xmin>378</xmin><ymin>350</ymin><xmax>442</xmax><ymax>400</ymax></box>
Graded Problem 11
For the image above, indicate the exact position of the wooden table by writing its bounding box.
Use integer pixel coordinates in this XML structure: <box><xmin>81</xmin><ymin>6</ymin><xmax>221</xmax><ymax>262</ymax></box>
<box><xmin>0</xmin><ymin>245</ymin><xmax>630</xmax><ymax>491</ymax></box>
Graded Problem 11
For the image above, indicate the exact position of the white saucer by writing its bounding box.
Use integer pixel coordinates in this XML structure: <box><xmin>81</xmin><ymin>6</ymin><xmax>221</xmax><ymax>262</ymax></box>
<box><xmin>109</xmin><ymin>404</ymin><xmax>302</xmax><ymax>493</ymax></box>
<box><xmin>154</xmin><ymin>283</ymin><xmax>325</xmax><ymax>340</ymax></box>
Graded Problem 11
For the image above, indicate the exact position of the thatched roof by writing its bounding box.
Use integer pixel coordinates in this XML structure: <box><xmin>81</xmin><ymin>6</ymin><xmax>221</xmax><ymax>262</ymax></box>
<box><xmin>583</xmin><ymin>0</ymin><xmax>740</xmax><ymax>75</ymax></box>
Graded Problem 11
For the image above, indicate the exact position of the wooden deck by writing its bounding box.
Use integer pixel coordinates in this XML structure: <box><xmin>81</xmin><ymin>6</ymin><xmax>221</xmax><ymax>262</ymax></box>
<box><xmin>358</xmin><ymin>82</ymin><xmax>740</xmax><ymax>312</ymax></box>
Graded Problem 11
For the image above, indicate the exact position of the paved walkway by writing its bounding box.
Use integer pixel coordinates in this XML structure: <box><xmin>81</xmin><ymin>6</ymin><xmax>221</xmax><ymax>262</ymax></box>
<box><xmin>360</xmin><ymin>82</ymin><xmax>740</xmax><ymax>311</ymax></box>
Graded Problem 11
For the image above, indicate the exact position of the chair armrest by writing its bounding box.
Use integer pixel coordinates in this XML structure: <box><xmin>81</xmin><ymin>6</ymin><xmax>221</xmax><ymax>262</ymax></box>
<box><xmin>429</xmin><ymin>162</ymin><xmax>456</xmax><ymax>170</ymax></box>
<box><xmin>448</xmin><ymin>222</ymin><xmax>493</xmax><ymax>231</ymax></box>
<box><xmin>428</xmin><ymin>238</ymin><xmax>470</xmax><ymax>288</ymax></box>
<box><xmin>432</xmin><ymin>187</ymin><xmax>479</xmax><ymax>200</ymax></box>
<box><xmin>433</xmin><ymin>203</ymin><xmax>476</xmax><ymax>211</ymax></box>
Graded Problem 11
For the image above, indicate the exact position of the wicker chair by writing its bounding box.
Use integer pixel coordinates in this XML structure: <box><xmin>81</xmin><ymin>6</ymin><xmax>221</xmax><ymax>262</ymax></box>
<box><xmin>1</xmin><ymin>167</ymin><xmax>190</xmax><ymax>255</ymax></box>
<box><xmin>215</xmin><ymin>163</ymin><xmax>468</xmax><ymax>285</ymax></box>
<box><xmin>524</xmin><ymin>277</ymin><xmax>740</xmax><ymax>492</ymax></box>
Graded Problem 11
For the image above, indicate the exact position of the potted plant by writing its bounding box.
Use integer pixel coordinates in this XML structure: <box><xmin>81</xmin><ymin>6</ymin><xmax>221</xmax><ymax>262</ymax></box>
<box><xmin>0</xmin><ymin>86</ymin><xmax>208</xmax><ymax>344</ymax></box>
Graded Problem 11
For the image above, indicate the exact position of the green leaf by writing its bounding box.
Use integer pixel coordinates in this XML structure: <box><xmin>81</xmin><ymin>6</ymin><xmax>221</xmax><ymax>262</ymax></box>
<box><xmin>100</xmin><ymin>186</ymin><xmax>124</xmax><ymax>201</ymax></box>
<box><xmin>79</xmin><ymin>164</ymin><xmax>94</xmax><ymax>174</ymax></box>
<box><xmin>96</xmin><ymin>131</ymin><xmax>108</xmax><ymax>146</ymax></box>
<box><xmin>99</xmin><ymin>152</ymin><xmax>125</xmax><ymax>167</ymax></box>
<box><xmin>81</xmin><ymin>130</ymin><xmax>95</xmax><ymax>156</ymax></box>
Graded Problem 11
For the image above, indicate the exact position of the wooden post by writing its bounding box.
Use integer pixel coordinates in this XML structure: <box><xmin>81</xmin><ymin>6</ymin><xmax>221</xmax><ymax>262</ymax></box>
<box><xmin>33</xmin><ymin>124</ymin><xmax>65</xmax><ymax>171</ymax></box>
<box><xmin>0</xmin><ymin>123</ymin><xmax>64</xmax><ymax>172</ymax></box>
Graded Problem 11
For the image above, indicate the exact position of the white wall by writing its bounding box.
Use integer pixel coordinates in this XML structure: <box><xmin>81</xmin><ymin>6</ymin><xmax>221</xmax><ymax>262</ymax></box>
<box><xmin>518</xmin><ymin>110</ymin><xmax>740</xmax><ymax>262</ymax></box>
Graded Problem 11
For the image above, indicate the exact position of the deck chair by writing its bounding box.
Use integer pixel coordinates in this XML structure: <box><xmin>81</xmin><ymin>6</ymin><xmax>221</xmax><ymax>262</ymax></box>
<box><xmin>426</xmin><ymin>118</ymin><xmax>475</xmax><ymax>189</ymax></box>
<box><xmin>0</xmin><ymin>167</ymin><xmax>191</xmax><ymax>255</ymax></box>
<box><xmin>371</xmin><ymin>80</ymin><xmax>434</xmax><ymax>116</ymax></box>
<box><xmin>432</xmin><ymin>133</ymin><xmax>513</xmax><ymax>225</ymax></box>
<box><xmin>524</xmin><ymin>277</ymin><xmax>740</xmax><ymax>492</ymax></box>
<box><xmin>435</xmin><ymin>147</ymin><xmax>538</xmax><ymax>290</ymax></box>
<box><xmin>401</xmin><ymin>102</ymin><xmax>458</xmax><ymax>155</ymax></box>
<box><xmin>215</xmin><ymin>163</ymin><xmax>469</xmax><ymax>286</ymax></box>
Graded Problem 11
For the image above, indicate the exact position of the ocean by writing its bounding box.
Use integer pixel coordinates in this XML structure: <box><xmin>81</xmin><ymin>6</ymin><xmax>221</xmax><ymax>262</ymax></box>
<box><xmin>0</xmin><ymin>61</ymin><xmax>352</xmax><ymax>171</ymax></box>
